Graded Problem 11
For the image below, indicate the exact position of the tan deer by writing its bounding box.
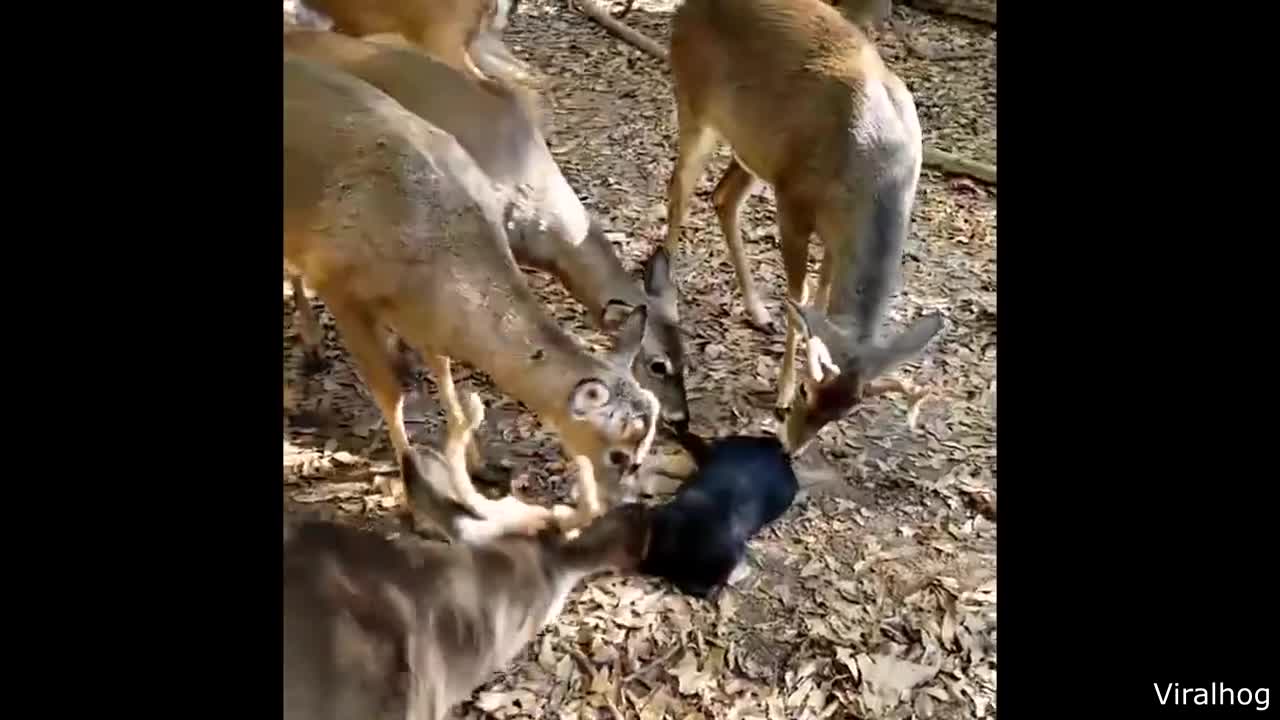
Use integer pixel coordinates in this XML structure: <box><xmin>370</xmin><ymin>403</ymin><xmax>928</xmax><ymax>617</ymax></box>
<box><xmin>663</xmin><ymin>0</ymin><xmax>944</xmax><ymax>453</ymax></box>
<box><xmin>284</xmin><ymin>30</ymin><xmax>690</xmax><ymax>429</ymax></box>
<box><xmin>288</xmin><ymin>0</ymin><xmax>534</xmax><ymax>86</ymax></box>
<box><xmin>284</xmin><ymin>54</ymin><xmax>658</xmax><ymax>528</ymax></box>
<box><xmin>284</xmin><ymin>398</ymin><xmax>651</xmax><ymax>720</ymax></box>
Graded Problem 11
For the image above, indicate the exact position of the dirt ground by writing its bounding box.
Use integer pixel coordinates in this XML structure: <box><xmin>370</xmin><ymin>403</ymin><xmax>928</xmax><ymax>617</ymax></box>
<box><xmin>283</xmin><ymin>2</ymin><xmax>996</xmax><ymax>718</ymax></box>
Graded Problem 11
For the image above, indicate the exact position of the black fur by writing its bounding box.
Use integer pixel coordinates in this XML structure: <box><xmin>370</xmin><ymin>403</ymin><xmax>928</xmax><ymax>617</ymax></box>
<box><xmin>638</xmin><ymin>432</ymin><xmax>798</xmax><ymax>598</ymax></box>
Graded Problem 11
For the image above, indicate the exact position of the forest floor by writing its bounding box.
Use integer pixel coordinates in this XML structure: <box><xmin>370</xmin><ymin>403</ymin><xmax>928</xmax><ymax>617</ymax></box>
<box><xmin>283</xmin><ymin>2</ymin><xmax>996</xmax><ymax>718</ymax></box>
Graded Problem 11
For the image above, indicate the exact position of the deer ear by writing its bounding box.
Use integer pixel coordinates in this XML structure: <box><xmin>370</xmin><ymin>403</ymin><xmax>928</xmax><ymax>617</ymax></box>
<box><xmin>787</xmin><ymin>299</ymin><xmax>850</xmax><ymax>349</ymax></box>
<box><xmin>860</xmin><ymin>313</ymin><xmax>944</xmax><ymax>379</ymax></box>
<box><xmin>609</xmin><ymin>303</ymin><xmax>649</xmax><ymax>368</ymax></box>
<box><xmin>601</xmin><ymin>299</ymin><xmax>634</xmax><ymax>330</ymax></box>
<box><xmin>643</xmin><ymin>247</ymin><xmax>678</xmax><ymax>314</ymax></box>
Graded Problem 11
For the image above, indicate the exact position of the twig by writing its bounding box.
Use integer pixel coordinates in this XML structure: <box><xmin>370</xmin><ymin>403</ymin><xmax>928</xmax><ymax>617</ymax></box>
<box><xmin>568</xmin><ymin>646</ymin><xmax>627</xmax><ymax>719</ymax></box>
<box><xmin>567</xmin><ymin>645</ymin><xmax>596</xmax><ymax>679</ymax></box>
<box><xmin>571</xmin><ymin>0</ymin><xmax>668</xmax><ymax>62</ymax></box>
<box><xmin>622</xmin><ymin>644</ymin><xmax>682</xmax><ymax>684</ymax></box>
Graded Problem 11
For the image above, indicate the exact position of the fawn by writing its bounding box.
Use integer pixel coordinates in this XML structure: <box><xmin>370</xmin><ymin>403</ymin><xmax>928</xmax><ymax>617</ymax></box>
<box><xmin>284</xmin><ymin>30</ymin><xmax>690</xmax><ymax>429</ymax></box>
<box><xmin>284</xmin><ymin>54</ymin><xmax>658</xmax><ymax>529</ymax></box>
<box><xmin>663</xmin><ymin>0</ymin><xmax>944</xmax><ymax>452</ymax></box>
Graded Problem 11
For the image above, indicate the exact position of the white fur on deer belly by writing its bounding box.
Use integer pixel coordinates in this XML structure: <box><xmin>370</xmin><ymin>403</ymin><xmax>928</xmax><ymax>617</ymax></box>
<box><xmin>491</xmin><ymin>0</ymin><xmax>515</xmax><ymax>31</ymax></box>
<box><xmin>542</xmin><ymin>176</ymin><xmax>590</xmax><ymax>247</ymax></box>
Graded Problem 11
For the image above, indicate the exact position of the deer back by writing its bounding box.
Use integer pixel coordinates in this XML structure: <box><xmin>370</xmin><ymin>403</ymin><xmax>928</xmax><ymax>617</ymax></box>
<box><xmin>284</xmin><ymin>31</ymin><xmax>575</xmax><ymax>242</ymax></box>
<box><xmin>671</xmin><ymin>0</ymin><xmax>894</xmax><ymax>201</ymax></box>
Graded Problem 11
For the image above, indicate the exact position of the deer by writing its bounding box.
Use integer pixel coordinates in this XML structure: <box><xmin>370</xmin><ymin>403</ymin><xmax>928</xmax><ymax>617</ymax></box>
<box><xmin>284</xmin><ymin>53</ymin><xmax>659</xmax><ymax>530</ymax></box>
<box><xmin>662</xmin><ymin>0</ymin><xmax>945</xmax><ymax>453</ymax></box>
<box><xmin>284</xmin><ymin>391</ymin><xmax>652</xmax><ymax>720</ymax></box>
<box><xmin>287</xmin><ymin>0</ymin><xmax>536</xmax><ymax>87</ymax></box>
<box><xmin>283</xmin><ymin>30</ymin><xmax>690</xmax><ymax>430</ymax></box>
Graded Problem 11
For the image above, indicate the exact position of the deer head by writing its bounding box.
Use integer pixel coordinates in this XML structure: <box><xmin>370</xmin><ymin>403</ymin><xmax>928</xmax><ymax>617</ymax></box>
<box><xmin>555</xmin><ymin>303</ymin><xmax>660</xmax><ymax>507</ymax></box>
<box><xmin>782</xmin><ymin>299</ymin><xmax>943</xmax><ymax>452</ymax></box>
<box><xmin>601</xmin><ymin>247</ymin><xmax>688</xmax><ymax>430</ymax></box>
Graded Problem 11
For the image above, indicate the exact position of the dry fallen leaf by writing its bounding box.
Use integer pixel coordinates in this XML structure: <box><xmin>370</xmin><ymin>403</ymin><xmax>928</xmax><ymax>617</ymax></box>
<box><xmin>669</xmin><ymin>650</ymin><xmax>713</xmax><ymax>695</ymax></box>
<box><xmin>856</xmin><ymin>653</ymin><xmax>940</xmax><ymax>709</ymax></box>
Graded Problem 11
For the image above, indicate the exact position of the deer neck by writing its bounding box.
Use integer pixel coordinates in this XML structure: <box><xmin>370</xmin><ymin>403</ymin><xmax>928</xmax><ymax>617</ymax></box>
<box><xmin>446</xmin><ymin>278</ymin><xmax>604</xmax><ymax>423</ymax></box>
<box><xmin>502</xmin><ymin>182</ymin><xmax>640</xmax><ymax>326</ymax></box>
<box><xmin>823</xmin><ymin>181</ymin><xmax>911</xmax><ymax>344</ymax></box>
<box><xmin>544</xmin><ymin>221</ymin><xmax>642</xmax><ymax>324</ymax></box>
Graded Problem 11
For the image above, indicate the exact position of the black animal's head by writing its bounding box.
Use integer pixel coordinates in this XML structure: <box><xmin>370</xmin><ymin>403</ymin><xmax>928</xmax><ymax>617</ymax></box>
<box><xmin>782</xmin><ymin>300</ymin><xmax>943</xmax><ymax>453</ymax></box>
<box><xmin>639</xmin><ymin>500</ymin><xmax>743</xmax><ymax>599</ymax></box>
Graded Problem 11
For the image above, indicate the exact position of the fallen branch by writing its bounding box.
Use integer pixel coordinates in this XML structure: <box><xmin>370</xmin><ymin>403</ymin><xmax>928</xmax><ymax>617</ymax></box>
<box><xmin>571</xmin><ymin>0</ymin><xmax>668</xmax><ymax>62</ymax></box>
<box><xmin>904</xmin><ymin>0</ymin><xmax>996</xmax><ymax>26</ymax></box>
<box><xmin>923</xmin><ymin>146</ymin><xmax>996</xmax><ymax>184</ymax></box>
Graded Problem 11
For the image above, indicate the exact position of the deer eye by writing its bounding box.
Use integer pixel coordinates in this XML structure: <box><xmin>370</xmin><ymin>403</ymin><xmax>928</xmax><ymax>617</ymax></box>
<box><xmin>647</xmin><ymin>358</ymin><xmax>671</xmax><ymax>377</ymax></box>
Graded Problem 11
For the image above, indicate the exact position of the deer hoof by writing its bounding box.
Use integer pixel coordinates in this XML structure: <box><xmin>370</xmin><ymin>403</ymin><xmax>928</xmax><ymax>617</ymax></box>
<box><xmin>745</xmin><ymin>307</ymin><xmax>775</xmax><ymax>334</ymax></box>
<box><xmin>772</xmin><ymin>404</ymin><xmax>789</xmax><ymax>423</ymax></box>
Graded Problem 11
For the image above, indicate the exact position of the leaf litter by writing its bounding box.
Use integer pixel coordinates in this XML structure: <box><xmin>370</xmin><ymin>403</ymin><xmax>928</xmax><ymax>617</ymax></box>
<box><xmin>283</xmin><ymin>1</ymin><xmax>996</xmax><ymax>717</ymax></box>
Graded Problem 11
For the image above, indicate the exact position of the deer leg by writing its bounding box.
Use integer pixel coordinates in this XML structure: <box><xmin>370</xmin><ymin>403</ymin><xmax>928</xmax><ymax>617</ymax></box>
<box><xmin>376</xmin><ymin>325</ymin><xmax>418</xmax><ymax>387</ymax></box>
<box><xmin>290</xmin><ymin>275</ymin><xmax>328</xmax><ymax>375</ymax></box>
<box><xmin>712</xmin><ymin>160</ymin><xmax>772</xmax><ymax>332</ymax></box>
<box><xmin>322</xmin><ymin>292</ymin><xmax>412</xmax><ymax>458</ymax></box>
<box><xmin>774</xmin><ymin>198</ymin><xmax>816</xmax><ymax>415</ymax></box>
<box><xmin>664</xmin><ymin>118</ymin><xmax>718</xmax><ymax>257</ymax></box>
<box><xmin>551</xmin><ymin>455</ymin><xmax>602</xmax><ymax>533</ymax></box>
<box><xmin>422</xmin><ymin>354</ymin><xmax>485</xmax><ymax>476</ymax></box>
<box><xmin>815</xmin><ymin>246</ymin><xmax>837</xmax><ymax>311</ymax></box>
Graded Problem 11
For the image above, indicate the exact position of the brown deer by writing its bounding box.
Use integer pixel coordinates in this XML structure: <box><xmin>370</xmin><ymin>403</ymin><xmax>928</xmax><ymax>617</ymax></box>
<box><xmin>288</xmin><ymin>0</ymin><xmax>534</xmax><ymax>86</ymax></box>
<box><xmin>663</xmin><ymin>0</ymin><xmax>944</xmax><ymax>452</ymax></box>
<box><xmin>283</xmin><ymin>398</ymin><xmax>652</xmax><ymax>720</ymax></box>
<box><xmin>284</xmin><ymin>30</ymin><xmax>690</xmax><ymax>429</ymax></box>
<box><xmin>284</xmin><ymin>54</ymin><xmax>658</xmax><ymax>529</ymax></box>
